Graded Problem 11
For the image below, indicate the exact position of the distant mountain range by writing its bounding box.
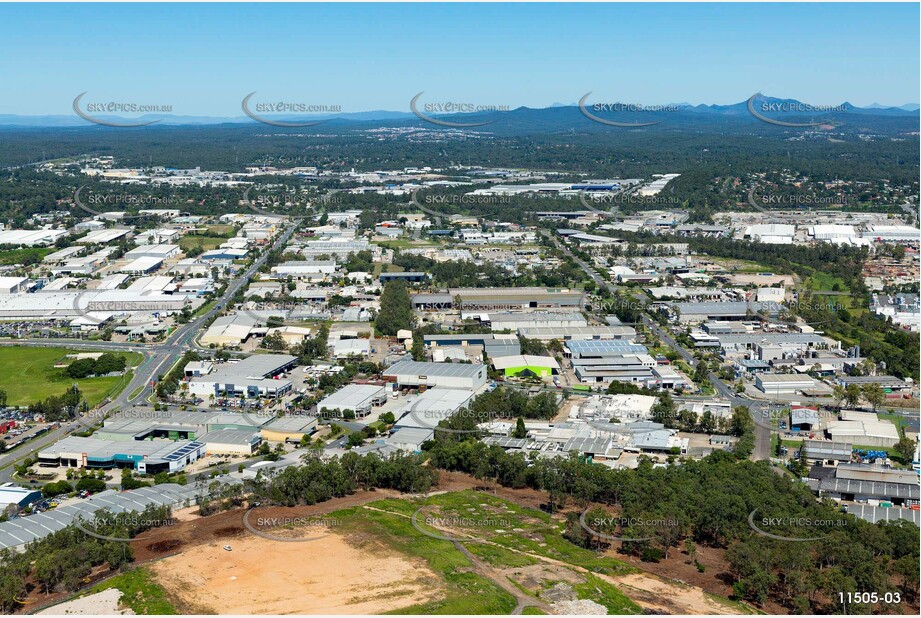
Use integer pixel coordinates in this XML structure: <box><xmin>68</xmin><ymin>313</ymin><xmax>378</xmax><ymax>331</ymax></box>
<box><xmin>0</xmin><ymin>96</ymin><xmax>917</xmax><ymax>128</ymax></box>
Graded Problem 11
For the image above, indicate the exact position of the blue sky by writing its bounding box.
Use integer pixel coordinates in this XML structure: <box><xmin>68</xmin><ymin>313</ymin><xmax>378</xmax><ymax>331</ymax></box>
<box><xmin>0</xmin><ymin>2</ymin><xmax>918</xmax><ymax>116</ymax></box>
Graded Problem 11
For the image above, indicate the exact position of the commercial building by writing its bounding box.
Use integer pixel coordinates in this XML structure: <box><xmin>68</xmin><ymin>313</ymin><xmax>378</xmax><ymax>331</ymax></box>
<box><xmin>393</xmin><ymin>387</ymin><xmax>477</xmax><ymax>430</ymax></box>
<box><xmin>811</xmin><ymin>464</ymin><xmax>919</xmax><ymax>508</ymax></box>
<box><xmin>478</xmin><ymin>311</ymin><xmax>587</xmax><ymax>331</ymax></box>
<box><xmin>864</xmin><ymin>225</ymin><xmax>920</xmax><ymax>244</ymax></box>
<box><xmin>0</xmin><ymin>484</ymin><xmax>43</xmax><ymax>510</ymax></box>
<box><xmin>755</xmin><ymin>373</ymin><xmax>818</xmax><ymax>395</ymax></box>
<box><xmin>317</xmin><ymin>384</ymin><xmax>388</xmax><ymax>418</ymax></box>
<box><xmin>490</xmin><ymin>355</ymin><xmax>560</xmax><ymax>378</ymax></box>
<box><xmin>412</xmin><ymin>287</ymin><xmax>584</xmax><ymax>311</ymax></box>
<box><xmin>271</xmin><ymin>260</ymin><xmax>337</xmax><ymax>278</ymax></box>
<box><xmin>119</xmin><ymin>256</ymin><xmax>164</xmax><ymax>274</ymax></box>
<box><xmin>423</xmin><ymin>333</ymin><xmax>521</xmax><ymax>358</ymax></box>
<box><xmin>188</xmin><ymin>354</ymin><xmax>298</xmax><ymax>399</ymax></box>
<box><xmin>801</xmin><ymin>441</ymin><xmax>852</xmax><ymax>466</ymax></box>
<box><xmin>0</xmin><ymin>277</ymin><xmax>29</xmax><ymax>294</ymax></box>
<box><xmin>199</xmin><ymin>429</ymin><xmax>262</xmax><ymax>455</ymax></box>
<box><xmin>825</xmin><ymin>412</ymin><xmax>900</xmax><ymax>448</ymax></box>
<box><xmin>386</xmin><ymin>427</ymin><xmax>435</xmax><ymax>453</ymax></box>
<box><xmin>37</xmin><ymin>436</ymin><xmax>204</xmax><ymax>474</ymax></box>
<box><xmin>518</xmin><ymin>325</ymin><xmax>637</xmax><ymax>341</ymax></box>
<box><xmin>124</xmin><ymin>244</ymin><xmax>181</xmax><ymax>260</ymax></box>
<box><xmin>384</xmin><ymin>360</ymin><xmax>487</xmax><ymax>390</ymax></box>
<box><xmin>199</xmin><ymin>314</ymin><xmax>257</xmax><ymax>347</ymax></box>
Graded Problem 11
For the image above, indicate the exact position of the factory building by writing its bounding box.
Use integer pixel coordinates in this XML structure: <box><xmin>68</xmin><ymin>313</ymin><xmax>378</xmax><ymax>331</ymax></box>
<box><xmin>384</xmin><ymin>360</ymin><xmax>487</xmax><ymax>390</ymax></box>
<box><xmin>188</xmin><ymin>354</ymin><xmax>297</xmax><ymax>399</ymax></box>
<box><xmin>37</xmin><ymin>436</ymin><xmax>204</xmax><ymax>474</ymax></box>
<box><xmin>317</xmin><ymin>384</ymin><xmax>388</xmax><ymax>418</ymax></box>
<box><xmin>755</xmin><ymin>373</ymin><xmax>818</xmax><ymax>395</ymax></box>
<box><xmin>490</xmin><ymin>355</ymin><xmax>560</xmax><ymax>378</ymax></box>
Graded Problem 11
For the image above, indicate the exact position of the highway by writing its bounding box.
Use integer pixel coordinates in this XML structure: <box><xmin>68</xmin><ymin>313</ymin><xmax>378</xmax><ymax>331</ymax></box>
<box><xmin>0</xmin><ymin>219</ymin><xmax>300</xmax><ymax>472</ymax></box>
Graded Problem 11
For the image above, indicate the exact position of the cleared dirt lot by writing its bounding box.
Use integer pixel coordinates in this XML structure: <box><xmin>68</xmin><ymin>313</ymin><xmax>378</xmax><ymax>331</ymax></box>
<box><xmin>148</xmin><ymin>527</ymin><xmax>444</xmax><ymax>615</ymax></box>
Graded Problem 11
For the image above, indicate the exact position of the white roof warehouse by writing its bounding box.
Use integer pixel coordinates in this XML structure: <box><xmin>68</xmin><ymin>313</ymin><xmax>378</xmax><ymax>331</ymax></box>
<box><xmin>384</xmin><ymin>360</ymin><xmax>488</xmax><ymax>390</ymax></box>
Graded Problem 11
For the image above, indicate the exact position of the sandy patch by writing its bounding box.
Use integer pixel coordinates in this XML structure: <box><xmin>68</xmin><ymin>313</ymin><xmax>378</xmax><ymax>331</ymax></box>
<box><xmin>38</xmin><ymin>589</ymin><xmax>133</xmax><ymax>615</ymax></box>
<box><xmin>605</xmin><ymin>572</ymin><xmax>740</xmax><ymax>615</ymax></box>
<box><xmin>148</xmin><ymin>528</ymin><xmax>444</xmax><ymax>614</ymax></box>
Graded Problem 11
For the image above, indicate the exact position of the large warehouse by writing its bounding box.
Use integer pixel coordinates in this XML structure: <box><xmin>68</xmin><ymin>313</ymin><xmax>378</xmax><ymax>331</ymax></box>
<box><xmin>37</xmin><ymin>436</ymin><xmax>204</xmax><ymax>474</ymax></box>
<box><xmin>756</xmin><ymin>373</ymin><xmax>818</xmax><ymax>395</ymax></box>
<box><xmin>384</xmin><ymin>360</ymin><xmax>488</xmax><ymax>390</ymax></box>
<box><xmin>317</xmin><ymin>384</ymin><xmax>388</xmax><ymax>418</ymax></box>
<box><xmin>491</xmin><ymin>355</ymin><xmax>560</xmax><ymax>378</ymax></box>
<box><xmin>188</xmin><ymin>354</ymin><xmax>297</xmax><ymax>399</ymax></box>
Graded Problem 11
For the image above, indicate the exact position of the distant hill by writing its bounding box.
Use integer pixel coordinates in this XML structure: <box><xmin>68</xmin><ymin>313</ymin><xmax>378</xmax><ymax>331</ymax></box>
<box><xmin>0</xmin><ymin>96</ymin><xmax>917</xmax><ymax>132</ymax></box>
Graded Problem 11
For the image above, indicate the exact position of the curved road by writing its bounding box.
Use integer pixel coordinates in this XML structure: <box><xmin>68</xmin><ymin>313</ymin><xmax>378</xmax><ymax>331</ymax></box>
<box><xmin>0</xmin><ymin>220</ymin><xmax>300</xmax><ymax>472</ymax></box>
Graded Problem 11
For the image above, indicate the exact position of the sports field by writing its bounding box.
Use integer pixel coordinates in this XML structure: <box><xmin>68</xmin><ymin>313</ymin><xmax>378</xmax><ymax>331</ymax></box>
<box><xmin>0</xmin><ymin>346</ymin><xmax>143</xmax><ymax>406</ymax></box>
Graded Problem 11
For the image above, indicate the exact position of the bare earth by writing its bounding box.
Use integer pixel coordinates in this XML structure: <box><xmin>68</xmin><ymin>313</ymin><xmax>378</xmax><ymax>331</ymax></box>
<box><xmin>607</xmin><ymin>572</ymin><xmax>740</xmax><ymax>615</ymax></box>
<box><xmin>37</xmin><ymin>589</ymin><xmax>133</xmax><ymax>616</ymax></box>
<box><xmin>148</xmin><ymin>527</ymin><xmax>445</xmax><ymax>615</ymax></box>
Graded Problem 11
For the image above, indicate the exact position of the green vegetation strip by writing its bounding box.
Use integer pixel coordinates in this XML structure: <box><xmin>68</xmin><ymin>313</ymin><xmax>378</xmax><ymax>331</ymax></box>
<box><xmin>89</xmin><ymin>568</ymin><xmax>178</xmax><ymax>615</ymax></box>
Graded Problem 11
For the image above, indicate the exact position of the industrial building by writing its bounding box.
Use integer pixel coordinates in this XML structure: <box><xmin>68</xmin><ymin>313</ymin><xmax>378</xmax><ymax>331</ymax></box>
<box><xmin>386</xmin><ymin>427</ymin><xmax>435</xmax><ymax>453</ymax></box>
<box><xmin>199</xmin><ymin>313</ymin><xmax>258</xmax><ymax>347</ymax></box>
<box><xmin>490</xmin><ymin>355</ymin><xmax>560</xmax><ymax>377</ymax></box>
<box><xmin>199</xmin><ymin>429</ymin><xmax>262</xmax><ymax>455</ymax></box>
<box><xmin>317</xmin><ymin>384</ymin><xmax>388</xmax><ymax>418</ymax></box>
<box><xmin>475</xmin><ymin>311</ymin><xmax>587</xmax><ymax>331</ymax></box>
<box><xmin>0</xmin><ymin>277</ymin><xmax>30</xmax><ymax>295</ymax></box>
<box><xmin>0</xmin><ymin>481</ymin><xmax>242</xmax><ymax>552</ymax></box>
<box><xmin>810</xmin><ymin>464</ymin><xmax>919</xmax><ymax>509</ymax></box>
<box><xmin>271</xmin><ymin>260</ymin><xmax>337</xmax><ymax>278</ymax></box>
<box><xmin>0</xmin><ymin>484</ymin><xmax>42</xmax><ymax>510</ymax></box>
<box><xmin>423</xmin><ymin>333</ymin><xmax>521</xmax><ymax>358</ymax></box>
<box><xmin>824</xmin><ymin>411</ymin><xmax>900</xmax><ymax>448</ymax></box>
<box><xmin>801</xmin><ymin>441</ymin><xmax>853</xmax><ymax>466</ymax></box>
<box><xmin>412</xmin><ymin>287</ymin><xmax>584</xmax><ymax>311</ymax></box>
<box><xmin>188</xmin><ymin>354</ymin><xmax>297</xmax><ymax>399</ymax></box>
<box><xmin>37</xmin><ymin>436</ymin><xmax>204</xmax><ymax>474</ymax></box>
<box><xmin>670</xmin><ymin>301</ymin><xmax>782</xmax><ymax>323</ymax></box>
<box><xmin>517</xmin><ymin>325</ymin><xmax>637</xmax><ymax>341</ymax></box>
<box><xmin>384</xmin><ymin>360</ymin><xmax>487</xmax><ymax>390</ymax></box>
<box><xmin>755</xmin><ymin>373</ymin><xmax>818</xmax><ymax>395</ymax></box>
<box><xmin>393</xmin><ymin>387</ymin><xmax>477</xmax><ymax>430</ymax></box>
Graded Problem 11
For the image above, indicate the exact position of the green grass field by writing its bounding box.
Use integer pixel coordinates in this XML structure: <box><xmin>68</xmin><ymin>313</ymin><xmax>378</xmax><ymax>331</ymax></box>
<box><xmin>0</xmin><ymin>247</ymin><xmax>53</xmax><ymax>266</ymax></box>
<box><xmin>0</xmin><ymin>347</ymin><xmax>142</xmax><ymax>406</ymax></box>
<box><xmin>314</xmin><ymin>490</ymin><xmax>639</xmax><ymax>614</ymax></box>
<box><xmin>179</xmin><ymin>235</ymin><xmax>226</xmax><ymax>252</ymax></box>
<box><xmin>90</xmin><ymin>568</ymin><xmax>178</xmax><ymax>614</ymax></box>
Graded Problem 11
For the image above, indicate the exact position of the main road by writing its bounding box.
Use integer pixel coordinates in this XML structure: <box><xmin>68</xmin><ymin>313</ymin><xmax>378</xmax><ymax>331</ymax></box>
<box><xmin>543</xmin><ymin>229</ymin><xmax>775</xmax><ymax>460</ymax></box>
<box><xmin>0</xmin><ymin>220</ymin><xmax>300</xmax><ymax>471</ymax></box>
